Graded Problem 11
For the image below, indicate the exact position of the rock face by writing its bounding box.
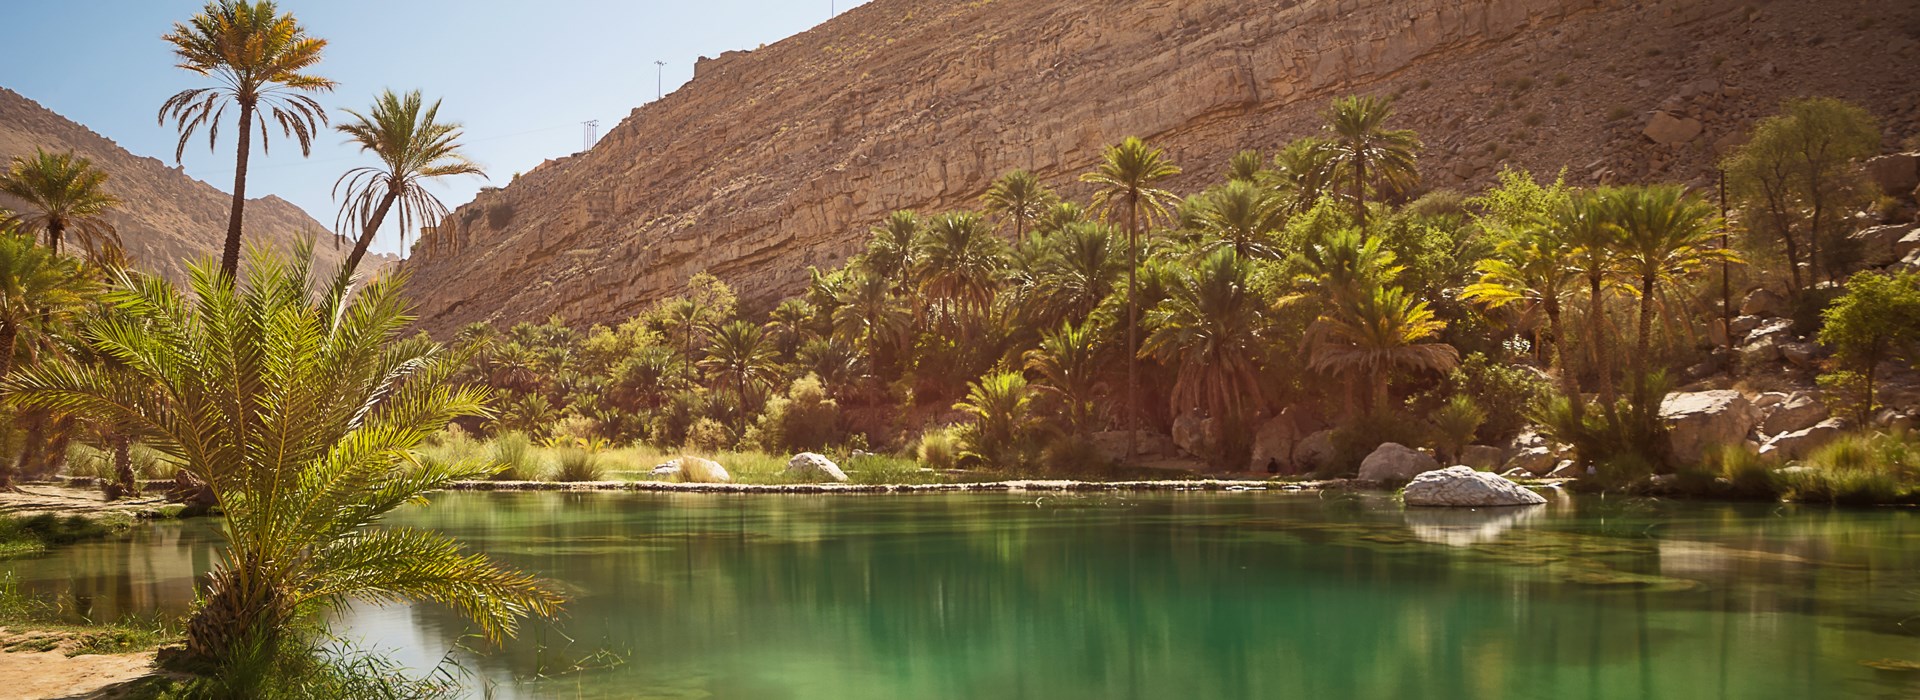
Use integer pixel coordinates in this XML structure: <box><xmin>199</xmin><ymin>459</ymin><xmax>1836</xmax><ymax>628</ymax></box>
<box><xmin>1248</xmin><ymin>412</ymin><xmax>1301</xmax><ymax>473</ymax></box>
<box><xmin>1293</xmin><ymin>430</ymin><xmax>1337</xmax><ymax>474</ymax></box>
<box><xmin>399</xmin><ymin>0</ymin><xmax>1920</xmax><ymax>334</ymax></box>
<box><xmin>676</xmin><ymin>456</ymin><xmax>733</xmax><ymax>484</ymax></box>
<box><xmin>0</xmin><ymin>88</ymin><xmax>388</xmax><ymax>281</ymax></box>
<box><xmin>1358</xmin><ymin>443</ymin><xmax>1438</xmax><ymax>483</ymax></box>
<box><xmin>1404</xmin><ymin>466</ymin><xmax>1548</xmax><ymax>507</ymax></box>
<box><xmin>1866</xmin><ymin>153</ymin><xmax>1919</xmax><ymax>197</ymax></box>
<box><xmin>1660</xmin><ymin>390</ymin><xmax>1758</xmax><ymax>464</ymax></box>
<box><xmin>1761</xmin><ymin>392</ymin><xmax>1829</xmax><ymax>436</ymax></box>
<box><xmin>786</xmin><ymin>452</ymin><xmax>849</xmax><ymax>482</ymax></box>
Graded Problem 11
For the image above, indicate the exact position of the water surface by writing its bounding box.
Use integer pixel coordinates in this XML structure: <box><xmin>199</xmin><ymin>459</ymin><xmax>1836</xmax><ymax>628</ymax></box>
<box><xmin>7</xmin><ymin>491</ymin><xmax>1920</xmax><ymax>699</ymax></box>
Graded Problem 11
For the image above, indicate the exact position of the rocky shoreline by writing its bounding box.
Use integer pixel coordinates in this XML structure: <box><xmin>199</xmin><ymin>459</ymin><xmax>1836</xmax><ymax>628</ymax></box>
<box><xmin>445</xmin><ymin>478</ymin><xmax>1343</xmax><ymax>494</ymax></box>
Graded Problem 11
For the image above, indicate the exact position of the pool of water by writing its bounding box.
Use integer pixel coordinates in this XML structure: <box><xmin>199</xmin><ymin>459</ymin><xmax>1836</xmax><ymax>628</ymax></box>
<box><xmin>6</xmin><ymin>491</ymin><xmax>1920</xmax><ymax>698</ymax></box>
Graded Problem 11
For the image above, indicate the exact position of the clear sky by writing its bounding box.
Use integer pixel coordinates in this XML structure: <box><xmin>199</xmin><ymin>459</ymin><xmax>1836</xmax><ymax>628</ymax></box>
<box><xmin>0</xmin><ymin>0</ymin><xmax>870</xmax><ymax>257</ymax></box>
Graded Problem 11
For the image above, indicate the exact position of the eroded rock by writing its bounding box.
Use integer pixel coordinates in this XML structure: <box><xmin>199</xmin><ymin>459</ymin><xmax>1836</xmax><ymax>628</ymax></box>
<box><xmin>1403</xmin><ymin>466</ymin><xmax>1547</xmax><ymax>507</ymax></box>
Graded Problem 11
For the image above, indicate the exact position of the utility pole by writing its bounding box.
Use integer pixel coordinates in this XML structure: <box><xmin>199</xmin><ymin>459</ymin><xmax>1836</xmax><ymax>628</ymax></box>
<box><xmin>582</xmin><ymin>120</ymin><xmax>598</xmax><ymax>152</ymax></box>
<box><xmin>1719</xmin><ymin>168</ymin><xmax>1734</xmax><ymax>366</ymax></box>
<box><xmin>654</xmin><ymin>60</ymin><xmax>667</xmax><ymax>101</ymax></box>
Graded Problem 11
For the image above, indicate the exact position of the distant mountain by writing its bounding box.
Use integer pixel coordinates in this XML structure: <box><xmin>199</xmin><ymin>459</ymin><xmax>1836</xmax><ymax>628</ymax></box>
<box><xmin>0</xmin><ymin>86</ymin><xmax>395</xmax><ymax>280</ymax></box>
<box><xmin>401</xmin><ymin>0</ymin><xmax>1919</xmax><ymax>335</ymax></box>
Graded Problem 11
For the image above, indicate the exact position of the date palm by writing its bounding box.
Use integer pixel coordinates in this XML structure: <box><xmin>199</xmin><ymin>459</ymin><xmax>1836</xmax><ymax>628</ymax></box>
<box><xmin>859</xmin><ymin>210</ymin><xmax>921</xmax><ymax>290</ymax></box>
<box><xmin>700</xmin><ymin>320</ymin><xmax>782</xmax><ymax>421</ymax></box>
<box><xmin>1034</xmin><ymin>201</ymin><xmax>1086</xmax><ymax>236</ymax></box>
<box><xmin>831</xmin><ymin>271</ymin><xmax>910</xmax><ymax>369</ymax></box>
<box><xmin>1307</xmin><ymin>283</ymin><xmax>1458</xmax><ymax>413</ymax></box>
<box><xmin>4</xmin><ymin>251</ymin><xmax>560</xmax><ymax>662</ymax></box>
<box><xmin>0</xmin><ymin>149</ymin><xmax>121</xmax><ymax>258</ymax></box>
<box><xmin>1605</xmin><ymin>185</ymin><xmax>1736</xmax><ymax>400</ymax></box>
<box><xmin>1025</xmin><ymin>320</ymin><xmax>1107</xmax><ymax>434</ymax></box>
<box><xmin>1029</xmin><ymin>221</ymin><xmax>1124</xmax><ymax>325</ymax></box>
<box><xmin>981</xmin><ymin>170</ymin><xmax>1058</xmax><ymax>240</ymax></box>
<box><xmin>1270</xmin><ymin>136</ymin><xmax>1335</xmax><ymax>217</ymax></box>
<box><xmin>160</xmin><ymin>0</ymin><xmax>334</xmax><ymax>277</ymax></box>
<box><xmin>1196</xmin><ymin>180</ymin><xmax>1286</xmax><ymax>260</ymax></box>
<box><xmin>0</xmin><ymin>233</ymin><xmax>95</xmax><ymax>381</ymax></box>
<box><xmin>764</xmin><ymin>298</ymin><xmax>816</xmax><ymax>360</ymax></box>
<box><xmin>953</xmin><ymin>371</ymin><xmax>1041</xmax><ymax>468</ymax></box>
<box><xmin>913</xmin><ymin>212</ymin><xmax>1007</xmax><ymax>329</ymax></box>
<box><xmin>333</xmin><ymin>89</ymin><xmax>484</xmax><ymax>279</ymax></box>
<box><xmin>1561</xmin><ymin>190</ymin><xmax>1625</xmax><ymax>407</ymax></box>
<box><xmin>1226</xmin><ymin>149</ymin><xmax>1265</xmax><ymax>183</ymax></box>
<box><xmin>1081</xmin><ymin>137</ymin><xmax>1180</xmax><ymax>446</ymax></box>
<box><xmin>1462</xmin><ymin>218</ymin><xmax>1582</xmax><ymax>413</ymax></box>
<box><xmin>1318</xmin><ymin>96</ymin><xmax>1421</xmax><ymax>231</ymax></box>
<box><xmin>1141</xmin><ymin>248</ymin><xmax>1267</xmax><ymax>427</ymax></box>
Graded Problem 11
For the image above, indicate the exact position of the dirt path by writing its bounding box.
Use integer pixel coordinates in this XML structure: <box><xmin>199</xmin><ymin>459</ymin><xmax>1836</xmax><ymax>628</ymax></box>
<box><xmin>0</xmin><ymin>630</ymin><xmax>158</xmax><ymax>700</ymax></box>
<box><xmin>0</xmin><ymin>484</ymin><xmax>174</xmax><ymax>520</ymax></box>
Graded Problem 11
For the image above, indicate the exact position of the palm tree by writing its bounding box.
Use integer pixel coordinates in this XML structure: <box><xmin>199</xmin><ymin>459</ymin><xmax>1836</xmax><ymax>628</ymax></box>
<box><xmin>1317</xmin><ymin>96</ymin><xmax>1422</xmax><ymax>231</ymax></box>
<box><xmin>831</xmin><ymin>271</ymin><xmax>910</xmax><ymax>369</ymax></box>
<box><xmin>1307</xmin><ymin>283</ymin><xmax>1459</xmax><ymax>413</ymax></box>
<box><xmin>764</xmin><ymin>298</ymin><xmax>816</xmax><ymax>359</ymax></box>
<box><xmin>913</xmin><ymin>211</ymin><xmax>1007</xmax><ymax>328</ymax></box>
<box><xmin>953</xmin><ymin>371</ymin><xmax>1040</xmax><ymax>468</ymax></box>
<box><xmin>4</xmin><ymin>251</ymin><xmax>561</xmax><ymax>663</ymax></box>
<box><xmin>0</xmin><ymin>149</ymin><xmax>121</xmax><ymax>258</ymax></box>
<box><xmin>1605</xmin><ymin>185</ymin><xmax>1736</xmax><ymax>400</ymax></box>
<box><xmin>859</xmin><ymin>211</ymin><xmax>921</xmax><ymax>290</ymax></box>
<box><xmin>1141</xmin><ymin>248</ymin><xmax>1267</xmax><ymax>428</ymax></box>
<box><xmin>1556</xmin><ymin>190</ymin><xmax>1626</xmax><ymax>407</ymax></box>
<box><xmin>1029</xmin><ymin>221</ymin><xmax>1125</xmax><ymax>325</ymax></box>
<box><xmin>333</xmin><ymin>89</ymin><xmax>484</xmax><ymax>279</ymax></box>
<box><xmin>1025</xmin><ymin>320</ymin><xmax>1107</xmax><ymax>434</ymax></box>
<box><xmin>1226</xmin><ymin>149</ymin><xmax>1265</xmax><ymax>183</ymax></box>
<box><xmin>0</xmin><ymin>234</ymin><xmax>95</xmax><ymax>380</ymax></box>
<box><xmin>160</xmin><ymin>0</ymin><xmax>335</xmax><ymax>277</ymax></box>
<box><xmin>1294</xmin><ymin>227</ymin><xmax>1403</xmax><ymax>312</ymax></box>
<box><xmin>1034</xmin><ymin>201</ymin><xmax>1086</xmax><ymax>236</ymax></box>
<box><xmin>981</xmin><ymin>170</ymin><xmax>1057</xmax><ymax>241</ymax></box>
<box><xmin>1462</xmin><ymin>217</ymin><xmax>1582</xmax><ymax>414</ymax></box>
<box><xmin>1270</xmin><ymin>136</ymin><xmax>1336</xmax><ymax>217</ymax></box>
<box><xmin>1081</xmin><ymin>137</ymin><xmax>1180</xmax><ymax>445</ymax></box>
<box><xmin>1196</xmin><ymin>180</ymin><xmax>1286</xmax><ymax>260</ymax></box>
<box><xmin>700</xmin><ymin>320</ymin><xmax>782</xmax><ymax>421</ymax></box>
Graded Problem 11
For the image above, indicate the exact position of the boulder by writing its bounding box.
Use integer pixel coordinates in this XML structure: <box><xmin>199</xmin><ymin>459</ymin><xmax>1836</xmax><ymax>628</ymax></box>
<box><xmin>677</xmin><ymin>456</ymin><xmax>732</xmax><ymax>484</ymax></box>
<box><xmin>1293</xmin><ymin>430</ymin><xmax>1337</xmax><ymax>473</ymax></box>
<box><xmin>1865</xmin><ymin>153</ymin><xmax>1919</xmax><ymax>198</ymax></box>
<box><xmin>1643</xmin><ymin>111</ymin><xmax>1703</xmax><ymax>145</ymax></box>
<box><xmin>1358</xmin><ymin>442</ymin><xmax>1439</xmax><ymax>483</ymax></box>
<box><xmin>1761</xmin><ymin>392</ymin><xmax>1829</xmax><ymax>435</ymax></box>
<box><xmin>166</xmin><ymin>470</ymin><xmax>218</xmax><ymax>512</ymax></box>
<box><xmin>786</xmin><ymin>452</ymin><xmax>849</xmax><ymax>483</ymax></box>
<box><xmin>1778</xmin><ymin>341</ymin><xmax>1820</xmax><ymax>367</ymax></box>
<box><xmin>1248</xmin><ymin>412</ymin><xmax>1300</xmax><ymax>473</ymax></box>
<box><xmin>1500</xmin><ymin>467</ymin><xmax>1535</xmax><ymax>480</ymax></box>
<box><xmin>1505</xmin><ymin>446</ymin><xmax>1558</xmax><ymax>476</ymax></box>
<box><xmin>1403</xmin><ymin>466</ymin><xmax>1548</xmax><ymax>507</ymax></box>
<box><xmin>1660</xmin><ymin>390</ymin><xmax>1758</xmax><ymax>464</ymax></box>
<box><xmin>1852</xmin><ymin>225</ymin><xmax>1914</xmax><ymax>268</ymax></box>
<box><xmin>1752</xmin><ymin>392</ymin><xmax>1790</xmax><ymax>410</ymax></box>
<box><xmin>1547</xmin><ymin>461</ymin><xmax>1586</xmax><ymax>479</ymax></box>
<box><xmin>1090</xmin><ymin>431</ymin><xmax>1178</xmax><ymax>463</ymax></box>
<box><xmin>1744</xmin><ymin>317</ymin><xmax>1795</xmax><ymax>344</ymax></box>
<box><xmin>1171</xmin><ymin>411</ymin><xmax>1219</xmax><ymax>458</ymax></box>
<box><xmin>1729</xmin><ymin>314</ymin><xmax>1763</xmax><ymax>337</ymax></box>
<box><xmin>1460</xmin><ymin>444</ymin><xmax>1507</xmax><ymax>471</ymax></box>
<box><xmin>1739</xmin><ymin>337</ymin><xmax>1780</xmax><ymax>366</ymax></box>
<box><xmin>649</xmin><ymin>460</ymin><xmax>683</xmax><ymax>479</ymax></box>
<box><xmin>1898</xmin><ymin>229</ymin><xmax>1920</xmax><ymax>260</ymax></box>
<box><xmin>1739</xmin><ymin>288</ymin><xmax>1786</xmax><ymax>317</ymax></box>
<box><xmin>1758</xmin><ymin>418</ymin><xmax>1846</xmax><ymax>461</ymax></box>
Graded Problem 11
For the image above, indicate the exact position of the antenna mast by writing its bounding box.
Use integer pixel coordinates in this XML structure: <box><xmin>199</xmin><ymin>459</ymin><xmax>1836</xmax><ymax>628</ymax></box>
<box><xmin>582</xmin><ymin>120</ymin><xmax>599</xmax><ymax>152</ymax></box>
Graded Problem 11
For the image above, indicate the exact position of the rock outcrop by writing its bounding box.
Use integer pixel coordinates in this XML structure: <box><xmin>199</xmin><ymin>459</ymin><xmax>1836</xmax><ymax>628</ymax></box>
<box><xmin>1403</xmin><ymin>466</ymin><xmax>1548</xmax><ymax>507</ymax></box>
<box><xmin>786</xmin><ymin>452</ymin><xmax>849</xmax><ymax>483</ymax></box>
<box><xmin>401</xmin><ymin>0</ymin><xmax>1920</xmax><ymax>333</ymax></box>
<box><xmin>1358</xmin><ymin>443</ymin><xmax>1438</xmax><ymax>483</ymax></box>
<box><xmin>1660</xmin><ymin>390</ymin><xmax>1758</xmax><ymax>464</ymax></box>
<box><xmin>0</xmin><ymin>88</ymin><xmax>391</xmax><ymax>280</ymax></box>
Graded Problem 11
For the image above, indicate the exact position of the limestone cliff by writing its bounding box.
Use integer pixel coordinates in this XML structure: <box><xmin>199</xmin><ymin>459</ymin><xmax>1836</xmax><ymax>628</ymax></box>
<box><xmin>0</xmin><ymin>87</ymin><xmax>393</xmax><ymax>280</ymax></box>
<box><xmin>406</xmin><ymin>0</ymin><xmax>1920</xmax><ymax>333</ymax></box>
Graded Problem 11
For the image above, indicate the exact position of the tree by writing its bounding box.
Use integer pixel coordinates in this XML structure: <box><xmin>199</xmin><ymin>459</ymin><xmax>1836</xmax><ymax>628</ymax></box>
<box><xmin>981</xmin><ymin>170</ymin><xmax>1057</xmax><ymax>241</ymax></box>
<box><xmin>858</xmin><ymin>210</ymin><xmax>921</xmax><ymax>291</ymax></box>
<box><xmin>1269</xmin><ymin>136</ymin><xmax>1336</xmax><ymax>217</ymax></box>
<box><xmin>1462</xmin><ymin>170</ymin><xmax>1582</xmax><ymax>413</ymax></box>
<box><xmin>764</xmin><ymin>298</ymin><xmax>816</xmax><ymax>360</ymax></box>
<box><xmin>333</xmin><ymin>89</ymin><xmax>484</xmax><ymax>279</ymax></box>
<box><xmin>4</xmin><ymin>252</ymin><xmax>561</xmax><ymax>663</ymax></box>
<box><xmin>0</xmin><ymin>149</ymin><xmax>120</xmax><ymax>258</ymax></box>
<box><xmin>160</xmin><ymin>0</ymin><xmax>335</xmax><ymax>277</ymax></box>
<box><xmin>1307</xmin><ymin>283</ymin><xmax>1459</xmax><ymax>413</ymax></box>
<box><xmin>0</xmin><ymin>235</ymin><xmax>97</xmax><ymax>490</ymax></box>
<box><xmin>1725</xmin><ymin>98</ymin><xmax>1880</xmax><ymax>290</ymax></box>
<box><xmin>912</xmin><ymin>211</ymin><xmax>1006</xmax><ymax>329</ymax></box>
<box><xmin>1028</xmin><ymin>221</ymin><xmax>1124</xmax><ymax>326</ymax></box>
<box><xmin>1317</xmin><ymin>95</ymin><xmax>1422</xmax><ymax>231</ymax></box>
<box><xmin>954</xmin><ymin>371</ymin><xmax>1041</xmax><ymax>469</ymax></box>
<box><xmin>831</xmin><ymin>270</ymin><xmax>910</xmax><ymax>370</ymax></box>
<box><xmin>1025</xmin><ymin>320</ymin><xmax>1107</xmax><ymax>434</ymax></box>
<box><xmin>1817</xmin><ymin>271</ymin><xmax>1920</xmax><ymax>423</ymax></box>
<box><xmin>1559</xmin><ymin>189</ymin><xmax>1624</xmax><ymax>407</ymax></box>
<box><xmin>1604</xmin><ymin>184</ymin><xmax>1735</xmax><ymax>400</ymax></box>
<box><xmin>700</xmin><ymin>320</ymin><xmax>782</xmax><ymax>423</ymax></box>
<box><xmin>1081</xmin><ymin>137</ymin><xmax>1180</xmax><ymax>446</ymax></box>
<box><xmin>1196</xmin><ymin>180</ymin><xmax>1287</xmax><ymax>260</ymax></box>
<box><xmin>1141</xmin><ymin>248</ymin><xmax>1267</xmax><ymax>431</ymax></box>
<box><xmin>1226</xmin><ymin>149</ymin><xmax>1265</xmax><ymax>183</ymax></box>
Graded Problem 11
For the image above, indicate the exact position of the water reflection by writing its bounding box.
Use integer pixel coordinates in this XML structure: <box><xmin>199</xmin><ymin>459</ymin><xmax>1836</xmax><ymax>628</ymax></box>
<box><xmin>4</xmin><ymin>493</ymin><xmax>1918</xmax><ymax>699</ymax></box>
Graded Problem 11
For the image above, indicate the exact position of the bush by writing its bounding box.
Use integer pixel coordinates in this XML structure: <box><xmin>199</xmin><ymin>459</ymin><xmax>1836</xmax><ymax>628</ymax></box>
<box><xmin>1429</xmin><ymin>395</ymin><xmax>1486</xmax><ymax>462</ymax></box>
<box><xmin>755</xmin><ymin>374</ymin><xmax>842</xmax><ymax>453</ymax></box>
<box><xmin>1778</xmin><ymin>432</ymin><xmax>1919</xmax><ymax>505</ymax></box>
<box><xmin>488</xmin><ymin>432</ymin><xmax>539</xmax><ymax>481</ymax></box>
<box><xmin>1446</xmin><ymin>353</ymin><xmax>1549</xmax><ymax>444</ymax></box>
<box><xmin>1328</xmin><ymin>411</ymin><xmax>1431</xmax><ymax>477</ymax></box>
<box><xmin>684</xmin><ymin>418</ymin><xmax>732</xmax><ymax>452</ymax></box>
<box><xmin>1713</xmin><ymin>444</ymin><xmax>1780</xmax><ymax>499</ymax></box>
<box><xmin>915</xmin><ymin>426</ymin><xmax>964</xmax><ymax>471</ymax></box>
<box><xmin>551</xmin><ymin>448</ymin><xmax>604</xmax><ymax>482</ymax></box>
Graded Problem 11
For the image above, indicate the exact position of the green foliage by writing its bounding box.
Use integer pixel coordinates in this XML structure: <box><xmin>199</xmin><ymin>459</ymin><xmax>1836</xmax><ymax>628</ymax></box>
<box><xmin>1777</xmin><ymin>432</ymin><xmax>1918</xmax><ymax>505</ymax></box>
<box><xmin>551</xmin><ymin>448</ymin><xmax>604</xmax><ymax>482</ymax></box>
<box><xmin>754</xmin><ymin>374</ymin><xmax>842</xmax><ymax>453</ymax></box>
<box><xmin>1327</xmin><ymin>411</ymin><xmax>1430</xmax><ymax>477</ymax></box>
<box><xmin>1817</xmin><ymin>271</ymin><xmax>1920</xmax><ymax>422</ymax></box>
<box><xmin>4</xmin><ymin>252</ymin><xmax>561</xmax><ymax>663</ymax></box>
<box><xmin>487</xmin><ymin>431</ymin><xmax>538</xmax><ymax>481</ymax></box>
<box><xmin>1724</xmin><ymin>97</ymin><xmax>1882</xmax><ymax>291</ymax></box>
<box><xmin>0</xmin><ymin>148</ymin><xmax>122</xmax><ymax>258</ymax></box>
<box><xmin>915</xmin><ymin>426</ymin><xmax>964</xmax><ymax>471</ymax></box>
<box><xmin>1445</xmin><ymin>352</ymin><xmax>1550</xmax><ymax>443</ymax></box>
<box><xmin>1429</xmin><ymin>395</ymin><xmax>1486</xmax><ymax>462</ymax></box>
<box><xmin>954</xmin><ymin>371</ymin><xmax>1044</xmax><ymax>470</ymax></box>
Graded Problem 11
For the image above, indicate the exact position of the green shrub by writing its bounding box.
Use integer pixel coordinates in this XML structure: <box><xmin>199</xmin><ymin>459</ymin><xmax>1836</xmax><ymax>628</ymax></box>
<box><xmin>1448</xmin><ymin>353</ymin><xmax>1549</xmax><ymax>444</ymax></box>
<box><xmin>1429</xmin><ymin>395</ymin><xmax>1486</xmax><ymax>463</ymax></box>
<box><xmin>915</xmin><ymin>426</ymin><xmax>964</xmax><ymax>471</ymax></box>
<box><xmin>488</xmin><ymin>432</ymin><xmax>538</xmax><ymax>481</ymax></box>
<box><xmin>1779</xmin><ymin>433</ymin><xmax>1919</xmax><ymax>505</ymax></box>
<box><xmin>1328</xmin><ymin>411</ymin><xmax>1431</xmax><ymax>477</ymax></box>
<box><xmin>755</xmin><ymin>374</ymin><xmax>842</xmax><ymax>453</ymax></box>
<box><xmin>1713</xmin><ymin>444</ymin><xmax>1780</xmax><ymax>499</ymax></box>
<box><xmin>684</xmin><ymin>418</ymin><xmax>732</xmax><ymax>452</ymax></box>
<box><xmin>552</xmin><ymin>448</ymin><xmax>605</xmax><ymax>482</ymax></box>
<box><xmin>844</xmin><ymin>453</ymin><xmax>937</xmax><ymax>485</ymax></box>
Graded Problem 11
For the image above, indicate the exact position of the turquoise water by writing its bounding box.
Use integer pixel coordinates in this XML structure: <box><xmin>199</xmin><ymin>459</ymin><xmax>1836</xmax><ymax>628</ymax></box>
<box><xmin>6</xmin><ymin>491</ymin><xmax>1920</xmax><ymax>699</ymax></box>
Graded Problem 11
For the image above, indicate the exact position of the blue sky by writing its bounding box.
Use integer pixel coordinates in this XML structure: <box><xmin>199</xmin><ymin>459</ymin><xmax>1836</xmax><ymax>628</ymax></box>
<box><xmin>0</xmin><ymin>0</ymin><xmax>870</xmax><ymax>257</ymax></box>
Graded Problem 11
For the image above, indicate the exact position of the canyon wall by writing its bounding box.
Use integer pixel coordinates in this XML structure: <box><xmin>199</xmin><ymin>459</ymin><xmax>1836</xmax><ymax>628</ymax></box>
<box><xmin>406</xmin><ymin>0</ymin><xmax>1920</xmax><ymax>333</ymax></box>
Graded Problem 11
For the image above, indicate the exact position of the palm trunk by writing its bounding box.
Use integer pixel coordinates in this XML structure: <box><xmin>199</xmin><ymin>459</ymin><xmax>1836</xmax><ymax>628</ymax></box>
<box><xmin>45</xmin><ymin>219</ymin><xmax>63</xmax><ymax>255</ymax></box>
<box><xmin>0</xmin><ymin>318</ymin><xmax>17</xmax><ymax>379</ymax></box>
<box><xmin>6</xmin><ymin>413</ymin><xmax>44</xmax><ymax>490</ymax></box>
<box><xmin>340</xmin><ymin>189</ymin><xmax>399</xmax><ymax>280</ymax></box>
<box><xmin>1352</xmin><ymin>152</ymin><xmax>1368</xmax><ymax>233</ymax></box>
<box><xmin>1632</xmin><ymin>275</ymin><xmax>1656</xmax><ymax>403</ymax></box>
<box><xmin>111</xmin><ymin>432</ymin><xmax>135</xmax><ymax>500</ymax></box>
<box><xmin>220</xmin><ymin>102</ymin><xmax>256</xmax><ymax>279</ymax></box>
<box><xmin>1546</xmin><ymin>298</ymin><xmax>1583</xmax><ymax>422</ymax></box>
<box><xmin>1586</xmin><ymin>274</ymin><xmax>1616</xmax><ymax>407</ymax></box>
<box><xmin>1372</xmin><ymin>367</ymin><xmax>1390</xmax><ymax>415</ymax></box>
<box><xmin>1124</xmin><ymin>193</ymin><xmax>1140</xmax><ymax>457</ymax></box>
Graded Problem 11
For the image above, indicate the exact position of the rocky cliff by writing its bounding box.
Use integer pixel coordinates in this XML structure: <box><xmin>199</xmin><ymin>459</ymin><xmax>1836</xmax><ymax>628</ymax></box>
<box><xmin>0</xmin><ymin>87</ymin><xmax>391</xmax><ymax>280</ymax></box>
<box><xmin>406</xmin><ymin>0</ymin><xmax>1920</xmax><ymax>334</ymax></box>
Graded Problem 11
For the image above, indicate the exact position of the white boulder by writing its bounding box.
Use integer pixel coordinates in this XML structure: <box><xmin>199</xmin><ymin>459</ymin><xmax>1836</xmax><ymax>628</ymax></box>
<box><xmin>1403</xmin><ymin>466</ymin><xmax>1548</xmax><ymax>507</ymax></box>
<box><xmin>677</xmin><ymin>456</ymin><xmax>733</xmax><ymax>484</ymax></box>
<box><xmin>786</xmin><ymin>452</ymin><xmax>849</xmax><ymax>483</ymax></box>
<box><xmin>1660</xmin><ymin>390</ymin><xmax>1759</xmax><ymax>465</ymax></box>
